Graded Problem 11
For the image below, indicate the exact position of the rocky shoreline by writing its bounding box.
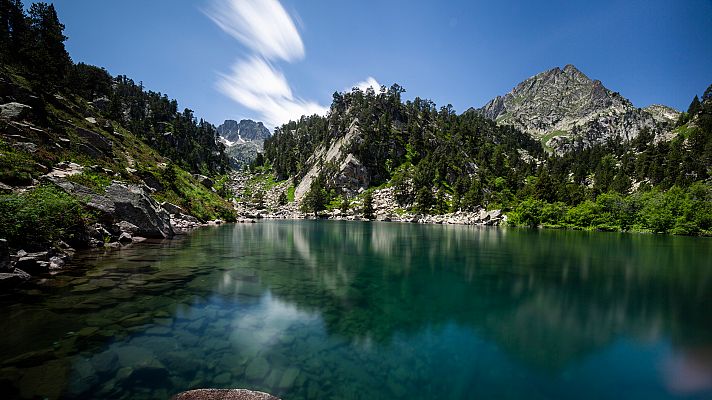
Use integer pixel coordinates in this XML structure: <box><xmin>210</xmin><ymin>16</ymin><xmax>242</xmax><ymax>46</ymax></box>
<box><xmin>0</xmin><ymin>171</ymin><xmax>225</xmax><ymax>288</ymax></box>
<box><xmin>231</xmin><ymin>178</ymin><xmax>506</xmax><ymax>226</ymax></box>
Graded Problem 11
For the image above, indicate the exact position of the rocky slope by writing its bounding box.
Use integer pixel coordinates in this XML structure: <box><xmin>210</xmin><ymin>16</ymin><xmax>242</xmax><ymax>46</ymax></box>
<box><xmin>0</xmin><ymin>67</ymin><xmax>234</xmax><ymax>287</ymax></box>
<box><xmin>217</xmin><ymin>119</ymin><xmax>271</xmax><ymax>167</ymax></box>
<box><xmin>475</xmin><ymin>64</ymin><xmax>680</xmax><ymax>153</ymax></box>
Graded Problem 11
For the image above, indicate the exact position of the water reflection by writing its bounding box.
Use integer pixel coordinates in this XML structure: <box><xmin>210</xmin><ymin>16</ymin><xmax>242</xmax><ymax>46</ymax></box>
<box><xmin>0</xmin><ymin>221</ymin><xmax>710</xmax><ymax>399</ymax></box>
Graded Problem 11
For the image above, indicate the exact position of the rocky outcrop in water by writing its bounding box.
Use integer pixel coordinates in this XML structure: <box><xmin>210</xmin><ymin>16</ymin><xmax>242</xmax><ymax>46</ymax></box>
<box><xmin>474</xmin><ymin>64</ymin><xmax>680</xmax><ymax>153</ymax></box>
<box><xmin>172</xmin><ymin>389</ymin><xmax>281</xmax><ymax>400</ymax></box>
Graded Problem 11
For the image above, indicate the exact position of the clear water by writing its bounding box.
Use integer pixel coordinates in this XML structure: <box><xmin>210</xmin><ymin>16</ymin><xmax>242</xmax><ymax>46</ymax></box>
<box><xmin>1</xmin><ymin>221</ymin><xmax>711</xmax><ymax>399</ymax></box>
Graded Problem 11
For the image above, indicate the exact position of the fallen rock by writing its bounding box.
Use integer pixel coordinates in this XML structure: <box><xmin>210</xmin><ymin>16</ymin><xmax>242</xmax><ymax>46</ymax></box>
<box><xmin>172</xmin><ymin>389</ymin><xmax>281</xmax><ymax>400</ymax></box>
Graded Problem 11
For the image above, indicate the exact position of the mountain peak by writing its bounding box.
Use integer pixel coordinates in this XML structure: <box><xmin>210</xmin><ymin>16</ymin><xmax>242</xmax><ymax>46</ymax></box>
<box><xmin>217</xmin><ymin>119</ymin><xmax>271</xmax><ymax>143</ymax></box>
<box><xmin>477</xmin><ymin>65</ymin><xmax>673</xmax><ymax>153</ymax></box>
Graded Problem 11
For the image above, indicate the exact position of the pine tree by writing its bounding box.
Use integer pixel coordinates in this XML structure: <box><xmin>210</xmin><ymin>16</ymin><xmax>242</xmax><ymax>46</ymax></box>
<box><xmin>688</xmin><ymin>95</ymin><xmax>702</xmax><ymax>116</ymax></box>
<box><xmin>362</xmin><ymin>192</ymin><xmax>375</xmax><ymax>220</ymax></box>
<box><xmin>25</xmin><ymin>2</ymin><xmax>71</xmax><ymax>86</ymax></box>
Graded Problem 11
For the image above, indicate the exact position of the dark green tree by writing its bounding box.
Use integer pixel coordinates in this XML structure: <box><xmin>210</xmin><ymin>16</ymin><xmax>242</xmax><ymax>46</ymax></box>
<box><xmin>362</xmin><ymin>191</ymin><xmax>375</xmax><ymax>220</ymax></box>
<box><xmin>300</xmin><ymin>175</ymin><xmax>328</xmax><ymax>216</ymax></box>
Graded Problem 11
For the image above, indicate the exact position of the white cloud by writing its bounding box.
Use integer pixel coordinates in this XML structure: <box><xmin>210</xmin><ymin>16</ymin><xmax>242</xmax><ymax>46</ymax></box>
<box><xmin>207</xmin><ymin>0</ymin><xmax>382</xmax><ymax>127</ymax></box>
<box><xmin>204</xmin><ymin>0</ymin><xmax>304</xmax><ymax>62</ymax></box>
<box><xmin>350</xmin><ymin>77</ymin><xmax>382</xmax><ymax>93</ymax></box>
<box><xmin>217</xmin><ymin>57</ymin><xmax>328</xmax><ymax>127</ymax></box>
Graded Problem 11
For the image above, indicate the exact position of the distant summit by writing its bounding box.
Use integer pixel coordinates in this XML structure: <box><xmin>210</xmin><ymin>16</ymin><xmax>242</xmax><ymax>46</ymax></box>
<box><xmin>474</xmin><ymin>65</ymin><xmax>679</xmax><ymax>152</ymax></box>
<box><xmin>216</xmin><ymin>119</ymin><xmax>271</xmax><ymax>167</ymax></box>
<box><xmin>217</xmin><ymin>119</ymin><xmax>271</xmax><ymax>144</ymax></box>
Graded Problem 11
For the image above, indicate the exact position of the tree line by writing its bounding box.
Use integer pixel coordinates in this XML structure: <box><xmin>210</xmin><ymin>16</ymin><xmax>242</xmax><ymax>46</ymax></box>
<box><xmin>1</xmin><ymin>0</ymin><xmax>229</xmax><ymax>175</ymax></box>
<box><xmin>265</xmin><ymin>82</ymin><xmax>712</xmax><ymax>234</ymax></box>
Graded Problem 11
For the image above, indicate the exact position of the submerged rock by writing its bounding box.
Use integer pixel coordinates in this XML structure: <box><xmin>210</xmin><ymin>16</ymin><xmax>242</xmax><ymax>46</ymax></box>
<box><xmin>245</xmin><ymin>357</ymin><xmax>270</xmax><ymax>381</ymax></box>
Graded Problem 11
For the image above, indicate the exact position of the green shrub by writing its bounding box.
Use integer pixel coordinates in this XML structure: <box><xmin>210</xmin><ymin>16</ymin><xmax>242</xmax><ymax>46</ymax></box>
<box><xmin>0</xmin><ymin>185</ymin><xmax>93</xmax><ymax>249</ymax></box>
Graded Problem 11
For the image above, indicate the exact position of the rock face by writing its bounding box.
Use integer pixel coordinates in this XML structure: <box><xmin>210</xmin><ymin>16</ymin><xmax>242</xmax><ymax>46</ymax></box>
<box><xmin>475</xmin><ymin>64</ymin><xmax>679</xmax><ymax>153</ymax></box>
<box><xmin>225</xmin><ymin>141</ymin><xmax>261</xmax><ymax>168</ymax></box>
<box><xmin>217</xmin><ymin>119</ymin><xmax>271</xmax><ymax>167</ymax></box>
<box><xmin>295</xmin><ymin>119</ymin><xmax>365</xmax><ymax>202</ymax></box>
<box><xmin>217</xmin><ymin>119</ymin><xmax>271</xmax><ymax>143</ymax></box>
<box><xmin>50</xmin><ymin>179</ymin><xmax>174</xmax><ymax>238</ymax></box>
<box><xmin>103</xmin><ymin>183</ymin><xmax>174</xmax><ymax>238</ymax></box>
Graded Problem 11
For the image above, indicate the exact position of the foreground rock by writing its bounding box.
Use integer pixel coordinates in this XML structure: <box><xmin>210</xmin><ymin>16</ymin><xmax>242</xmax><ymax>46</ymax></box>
<box><xmin>172</xmin><ymin>389</ymin><xmax>280</xmax><ymax>400</ymax></box>
<box><xmin>47</xmin><ymin>179</ymin><xmax>175</xmax><ymax>239</ymax></box>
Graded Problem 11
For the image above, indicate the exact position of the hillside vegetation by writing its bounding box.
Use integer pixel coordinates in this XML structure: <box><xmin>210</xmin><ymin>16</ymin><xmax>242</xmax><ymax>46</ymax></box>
<box><xmin>0</xmin><ymin>0</ymin><xmax>235</xmax><ymax>250</ymax></box>
<box><xmin>263</xmin><ymin>82</ymin><xmax>712</xmax><ymax>235</ymax></box>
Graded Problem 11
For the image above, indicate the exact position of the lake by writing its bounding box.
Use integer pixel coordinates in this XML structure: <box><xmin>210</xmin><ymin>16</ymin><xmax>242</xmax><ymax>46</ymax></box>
<box><xmin>1</xmin><ymin>221</ymin><xmax>711</xmax><ymax>399</ymax></box>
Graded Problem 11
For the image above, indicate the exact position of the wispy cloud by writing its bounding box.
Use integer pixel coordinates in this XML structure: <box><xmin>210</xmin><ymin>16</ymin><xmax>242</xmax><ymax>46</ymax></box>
<box><xmin>350</xmin><ymin>77</ymin><xmax>382</xmax><ymax>93</ymax></box>
<box><xmin>217</xmin><ymin>57</ymin><xmax>328</xmax><ymax>127</ymax></box>
<box><xmin>204</xmin><ymin>0</ymin><xmax>304</xmax><ymax>62</ymax></box>
<box><xmin>206</xmin><ymin>0</ymin><xmax>379</xmax><ymax>127</ymax></box>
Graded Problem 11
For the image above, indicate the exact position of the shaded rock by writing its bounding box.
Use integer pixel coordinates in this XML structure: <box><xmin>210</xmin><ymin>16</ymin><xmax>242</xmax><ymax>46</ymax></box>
<box><xmin>172</xmin><ymin>389</ymin><xmax>281</xmax><ymax>400</ymax></box>
<box><xmin>0</xmin><ymin>239</ymin><xmax>10</xmax><ymax>272</ymax></box>
<box><xmin>15</xmin><ymin>251</ymin><xmax>49</xmax><ymax>275</ymax></box>
<box><xmin>193</xmin><ymin>174</ymin><xmax>214</xmax><ymax>188</ymax></box>
<box><xmin>161</xmin><ymin>202</ymin><xmax>185</xmax><ymax>215</ymax></box>
<box><xmin>104</xmin><ymin>183</ymin><xmax>174</xmax><ymax>238</ymax></box>
<box><xmin>118</xmin><ymin>232</ymin><xmax>133</xmax><ymax>244</ymax></box>
<box><xmin>0</xmin><ymin>270</ymin><xmax>30</xmax><ymax>288</ymax></box>
<box><xmin>49</xmin><ymin>255</ymin><xmax>66</xmax><ymax>270</ymax></box>
<box><xmin>0</xmin><ymin>182</ymin><xmax>13</xmax><ymax>194</ymax></box>
<box><xmin>90</xmin><ymin>97</ymin><xmax>110</xmax><ymax>112</ymax></box>
<box><xmin>116</xmin><ymin>220</ymin><xmax>140</xmax><ymax>235</ymax></box>
<box><xmin>0</xmin><ymin>102</ymin><xmax>32</xmax><ymax>120</ymax></box>
<box><xmin>77</xmin><ymin>142</ymin><xmax>103</xmax><ymax>158</ymax></box>
<box><xmin>74</xmin><ymin>126</ymin><xmax>113</xmax><ymax>153</ymax></box>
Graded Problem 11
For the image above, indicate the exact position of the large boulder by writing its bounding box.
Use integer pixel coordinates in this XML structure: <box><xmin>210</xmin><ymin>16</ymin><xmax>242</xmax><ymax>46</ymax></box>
<box><xmin>74</xmin><ymin>127</ymin><xmax>113</xmax><ymax>153</ymax></box>
<box><xmin>15</xmin><ymin>251</ymin><xmax>50</xmax><ymax>275</ymax></box>
<box><xmin>48</xmin><ymin>179</ymin><xmax>174</xmax><ymax>239</ymax></box>
<box><xmin>104</xmin><ymin>183</ymin><xmax>174</xmax><ymax>238</ymax></box>
<box><xmin>0</xmin><ymin>102</ymin><xmax>32</xmax><ymax>121</ymax></box>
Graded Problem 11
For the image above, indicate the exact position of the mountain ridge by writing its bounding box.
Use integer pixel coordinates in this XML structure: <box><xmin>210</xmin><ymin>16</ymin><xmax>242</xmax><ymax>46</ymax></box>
<box><xmin>473</xmin><ymin>65</ymin><xmax>680</xmax><ymax>152</ymax></box>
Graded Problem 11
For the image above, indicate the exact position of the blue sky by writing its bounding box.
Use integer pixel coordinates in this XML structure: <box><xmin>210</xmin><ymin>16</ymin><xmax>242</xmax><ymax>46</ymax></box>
<box><xmin>51</xmin><ymin>0</ymin><xmax>712</xmax><ymax>127</ymax></box>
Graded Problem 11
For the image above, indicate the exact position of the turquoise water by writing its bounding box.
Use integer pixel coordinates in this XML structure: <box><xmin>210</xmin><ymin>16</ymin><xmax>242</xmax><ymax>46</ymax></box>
<box><xmin>1</xmin><ymin>221</ymin><xmax>711</xmax><ymax>399</ymax></box>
